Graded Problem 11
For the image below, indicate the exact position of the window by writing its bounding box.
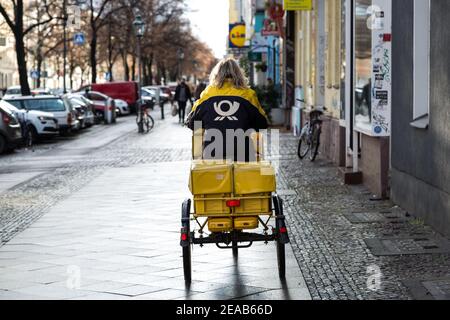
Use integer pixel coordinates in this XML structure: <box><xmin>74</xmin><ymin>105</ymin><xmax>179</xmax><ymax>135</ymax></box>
<box><xmin>0</xmin><ymin>37</ymin><xmax>6</xmax><ymax>46</ymax></box>
<box><xmin>354</xmin><ymin>0</ymin><xmax>373</xmax><ymax>132</ymax></box>
<box><xmin>412</xmin><ymin>0</ymin><xmax>430</xmax><ymax>123</ymax></box>
<box><xmin>24</xmin><ymin>99</ymin><xmax>66</xmax><ymax>112</ymax></box>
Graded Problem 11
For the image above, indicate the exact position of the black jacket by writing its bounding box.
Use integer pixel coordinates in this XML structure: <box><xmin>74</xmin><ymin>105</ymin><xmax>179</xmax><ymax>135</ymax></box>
<box><xmin>187</xmin><ymin>82</ymin><xmax>268</xmax><ymax>161</ymax></box>
<box><xmin>174</xmin><ymin>83</ymin><xmax>192</xmax><ymax>102</ymax></box>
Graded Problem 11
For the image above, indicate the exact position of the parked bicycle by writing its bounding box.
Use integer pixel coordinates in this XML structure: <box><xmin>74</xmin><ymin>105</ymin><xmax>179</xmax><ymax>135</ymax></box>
<box><xmin>297</xmin><ymin>99</ymin><xmax>327</xmax><ymax>162</ymax></box>
<box><xmin>136</xmin><ymin>101</ymin><xmax>154</xmax><ymax>134</ymax></box>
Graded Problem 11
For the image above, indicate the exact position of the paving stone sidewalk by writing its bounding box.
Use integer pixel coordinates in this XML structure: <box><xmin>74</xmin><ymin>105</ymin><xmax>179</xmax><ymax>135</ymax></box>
<box><xmin>0</xmin><ymin>118</ymin><xmax>310</xmax><ymax>300</ymax></box>
<box><xmin>277</xmin><ymin>134</ymin><xmax>450</xmax><ymax>300</ymax></box>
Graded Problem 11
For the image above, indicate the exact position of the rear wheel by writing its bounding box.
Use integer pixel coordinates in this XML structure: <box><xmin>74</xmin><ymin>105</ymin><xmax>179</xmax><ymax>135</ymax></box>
<box><xmin>276</xmin><ymin>241</ymin><xmax>286</xmax><ymax>279</ymax></box>
<box><xmin>181</xmin><ymin>199</ymin><xmax>192</xmax><ymax>283</ymax></box>
<box><xmin>144</xmin><ymin>115</ymin><xmax>154</xmax><ymax>133</ymax></box>
<box><xmin>273</xmin><ymin>196</ymin><xmax>286</xmax><ymax>279</ymax></box>
<box><xmin>0</xmin><ymin>135</ymin><xmax>6</xmax><ymax>154</ymax></box>
<box><xmin>309</xmin><ymin>124</ymin><xmax>321</xmax><ymax>162</ymax></box>
<box><xmin>297</xmin><ymin>126</ymin><xmax>310</xmax><ymax>159</ymax></box>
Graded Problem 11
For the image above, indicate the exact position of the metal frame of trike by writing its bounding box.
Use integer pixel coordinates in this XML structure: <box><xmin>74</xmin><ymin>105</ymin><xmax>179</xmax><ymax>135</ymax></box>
<box><xmin>180</xmin><ymin>194</ymin><xmax>290</xmax><ymax>283</ymax></box>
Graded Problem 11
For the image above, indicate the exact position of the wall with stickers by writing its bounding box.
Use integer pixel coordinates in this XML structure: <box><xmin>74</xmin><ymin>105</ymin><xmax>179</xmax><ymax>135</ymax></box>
<box><xmin>370</xmin><ymin>0</ymin><xmax>392</xmax><ymax>137</ymax></box>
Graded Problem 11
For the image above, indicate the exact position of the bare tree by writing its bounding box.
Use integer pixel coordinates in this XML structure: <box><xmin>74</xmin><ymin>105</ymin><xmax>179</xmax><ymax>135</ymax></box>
<box><xmin>0</xmin><ymin>0</ymin><xmax>57</xmax><ymax>95</ymax></box>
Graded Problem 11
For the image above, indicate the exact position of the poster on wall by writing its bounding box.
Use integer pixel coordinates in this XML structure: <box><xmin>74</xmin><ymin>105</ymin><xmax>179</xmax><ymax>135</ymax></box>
<box><xmin>371</xmin><ymin>0</ymin><xmax>392</xmax><ymax>137</ymax></box>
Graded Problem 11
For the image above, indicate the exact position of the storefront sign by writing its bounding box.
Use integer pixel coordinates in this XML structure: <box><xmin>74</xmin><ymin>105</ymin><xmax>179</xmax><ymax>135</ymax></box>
<box><xmin>251</xmin><ymin>33</ymin><xmax>269</xmax><ymax>53</ymax></box>
<box><xmin>229</xmin><ymin>23</ymin><xmax>247</xmax><ymax>48</ymax></box>
<box><xmin>264</xmin><ymin>3</ymin><xmax>285</xmax><ymax>37</ymax></box>
<box><xmin>248</xmin><ymin>52</ymin><xmax>262</xmax><ymax>62</ymax></box>
<box><xmin>261</xmin><ymin>18</ymin><xmax>281</xmax><ymax>36</ymax></box>
<box><xmin>283</xmin><ymin>0</ymin><xmax>313</xmax><ymax>11</ymax></box>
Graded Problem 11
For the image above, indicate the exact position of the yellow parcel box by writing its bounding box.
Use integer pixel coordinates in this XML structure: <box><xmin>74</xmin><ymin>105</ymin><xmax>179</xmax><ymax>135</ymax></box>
<box><xmin>234</xmin><ymin>162</ymin><xmax>275</xmax><ymax>214</ymax></box>
<box><xmin>234</xmin><ymin>162</ymin><xmax>276</xmax><ymax>194</ymax></box>
<box><xmin>189</xmin><ymin>160</ymin><xmax>233</xmax><ymax>195</ymax></box>
<box><xmin>190</xmin><ymin>160</ymin><xmax>233</xmax><ymax>215</ymax></box>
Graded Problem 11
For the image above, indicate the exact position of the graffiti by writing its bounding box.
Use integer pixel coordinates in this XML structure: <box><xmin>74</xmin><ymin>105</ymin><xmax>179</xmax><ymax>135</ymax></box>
<box><xmin>373</xmin><ymin>114</ymin><xmax>389</xmax><ymax>133</ymax></box>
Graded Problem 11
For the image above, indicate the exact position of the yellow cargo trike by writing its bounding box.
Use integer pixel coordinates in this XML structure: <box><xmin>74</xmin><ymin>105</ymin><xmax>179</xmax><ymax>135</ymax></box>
<box><xmin>180</xmin><ymin>131</ymin><xmax>290</xmax><ymax>283</ymax></box>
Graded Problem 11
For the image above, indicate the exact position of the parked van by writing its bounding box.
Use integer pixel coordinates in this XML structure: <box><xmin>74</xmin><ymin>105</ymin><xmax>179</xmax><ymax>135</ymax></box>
<box><xmin>80</xmin><ymin>82</ymin><xmax>139</xmax><ymax>113</ymax></box>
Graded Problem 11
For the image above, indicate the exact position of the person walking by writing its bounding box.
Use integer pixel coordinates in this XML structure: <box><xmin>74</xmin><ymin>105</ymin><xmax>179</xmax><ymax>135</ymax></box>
<box><xmin>186</xmin><ymin>58</ymin><xmax>268</xmax><ymax>162</ymax></box>
<box><xmin>174</xmin><ymin>78</ymin><xmax>192</xmax><ymax>124</ymax></box>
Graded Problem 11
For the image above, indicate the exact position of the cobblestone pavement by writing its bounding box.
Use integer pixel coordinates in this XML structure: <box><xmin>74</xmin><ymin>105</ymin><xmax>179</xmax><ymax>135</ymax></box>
<box><xmin>0</xmin><ymin>111</ymin><xmax>310</xmax><ymax>300</ymax></box>
<box><xmin>1</xmin><ymin>109</ymin><xmax>449</xmax><ymax>300</ymax></box>
<box><xmin>277</xmin><ymin>135</ymin><xmax>450</xmax><ymax>300</ymax></box>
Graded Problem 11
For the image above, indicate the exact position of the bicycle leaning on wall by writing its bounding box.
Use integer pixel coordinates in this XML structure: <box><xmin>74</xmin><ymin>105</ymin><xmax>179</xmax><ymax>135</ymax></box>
<box><xmin>297</xmin><ymin>99</ymin><xmax>327</xmax><ymax>162</ymax></box>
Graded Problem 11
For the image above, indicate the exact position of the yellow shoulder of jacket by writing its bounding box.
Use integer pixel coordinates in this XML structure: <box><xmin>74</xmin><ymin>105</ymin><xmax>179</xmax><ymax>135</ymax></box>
<box><xmin>191</xmin><ymin>84</ymin><xmax>268</xmax><ymax>120</ymax></box>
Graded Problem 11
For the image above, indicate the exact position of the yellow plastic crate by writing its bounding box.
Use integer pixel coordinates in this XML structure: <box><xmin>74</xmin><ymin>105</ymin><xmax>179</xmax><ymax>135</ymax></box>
<box><xmin>234</xmin><ymin>193</ymin><xmax>271</xmax><ymax>214</ymax></box>
<box><xmin>234</xmin><ymin>162</ymin><xmax>276</xmax><ymax>194</ymax></box>
<box><xmin>208</xmin><ymin>218</ymin><xmax>233</xmax><ymax>233</ymax></box>
<box><xmin>234</xmin><ymin>217</ymin><xmax>259</xmax><ymax>230</ymax></box>
<box><xmin>194</xmin><ymin>194</ymin><xmax>231</xmax><ymax>215</ymax></box>
<box><xmin>189</xmin><ymin>160</ymin><xmax>233</xmax><ymax>195</ymax></box>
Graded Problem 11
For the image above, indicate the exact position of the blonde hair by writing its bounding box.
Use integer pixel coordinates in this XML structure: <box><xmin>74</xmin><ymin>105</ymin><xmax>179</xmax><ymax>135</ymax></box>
<box><xmin>209</xmin><ymin>58</ymin><xmax>249</xmax><ymax>89</ymax></box>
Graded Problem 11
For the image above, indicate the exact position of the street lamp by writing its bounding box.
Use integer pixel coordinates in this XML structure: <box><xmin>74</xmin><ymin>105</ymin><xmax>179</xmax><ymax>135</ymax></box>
<box><xmin>177</xmin><ymin>48</ymin><xmax>184</xmax><ymax>80</ymax></box>
<box><xmin>133</xmin><ymin>13</ymin><xmax>146</xmax><ymax>132</ymax></box>
<box><xmin>63</xmin><ymin>0</ymin><xmax>68</xmax><ymax>93</ymax></box>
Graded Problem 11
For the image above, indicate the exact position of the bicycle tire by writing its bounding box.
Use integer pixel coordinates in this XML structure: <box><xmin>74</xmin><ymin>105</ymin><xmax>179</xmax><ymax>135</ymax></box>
<box><xmin>297</xmin><ymin>131</ymin><xmax>310</xmax><ymax>159</ymax></box>
<box><xmin>147</xmin><ymin>115</ymin><xmax>154</xmax><ymax>132</ymax></box>
<box><xmin>309</xmin><ymin>125</ymin><xmax>321</xmax><ymax>162</ymax></box>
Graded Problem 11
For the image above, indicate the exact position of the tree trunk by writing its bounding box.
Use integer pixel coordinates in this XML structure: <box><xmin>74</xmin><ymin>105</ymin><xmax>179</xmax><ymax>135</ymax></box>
<box><xmin>13</xmin><ymin>1</ymin><xmax>31</xmax><ymax>96</ymax></box>
<box><xmin>36</xmin><ymin>54</ymin><xmax>43</xmax><ymax>89</ymax></box>
<box><xmin>148</xmin><ymin>53</ymin><xmax>153</xmax><ymax>86</ymax></box>
<box><xmin>122</xmin><ymin>50</ymin><xmax>129</xmax><ymax>81</ymax></box>
<box><xmin>131</xmin><ymin>55</ymin><xmax>136</xmax><ymax>81</ymax></box>
<box><xmin>90</xmin><ymin>32</ymin><xmax>97</xmax><ymax>84</ymax></box>
<box><xmin>142</xmin><ymin>57</ymin><xmax>148</xmax><ymax>86</ymax></box>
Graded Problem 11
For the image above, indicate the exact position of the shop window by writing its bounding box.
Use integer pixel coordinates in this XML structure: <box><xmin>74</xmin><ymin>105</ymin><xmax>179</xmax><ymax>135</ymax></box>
<box><xmin>411</xmin><ymin>0</ymin><xmax>430</xmax><ymax>128</ymax></box>
<box><xmin>354</xmin><ymin>0</ymin><xmax>373</xmax><ymax>133</ymax></box>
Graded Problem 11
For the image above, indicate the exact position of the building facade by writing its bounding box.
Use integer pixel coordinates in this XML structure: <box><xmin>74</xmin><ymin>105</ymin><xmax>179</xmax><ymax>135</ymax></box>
<box><xmin>286</xmin><ymin>0</ymin><xmax>393</xmax><ymax>199</ymax></box>
<box><xmin>391</xmin><ymin>0</ymin><xmax>450</xmax><ymax>236</ymax></box>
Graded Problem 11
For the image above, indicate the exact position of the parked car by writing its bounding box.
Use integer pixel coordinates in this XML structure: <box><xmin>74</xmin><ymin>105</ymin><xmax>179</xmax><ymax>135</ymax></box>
<box><xmin>0</xmin><ymin>101</ymin><xmax>22</xmax><ymax>154</ymax></box>
<box><xmin>4</xmin><ymin>96</ymin><xmax>79</xmax><ymax>135</ymax></box>
<box><xmin>65</xmin><ymin>95</ymin><xmax>95</xmax><ymax>129</ymax></box>
<box><xmin>78</xmin><ymin>91</ymin><xmax>116</xmax><ymax>124</ymax></box>
<box><xmin>79</xmin><ymin>82</ymin><xmax>139</xmax><ymax>113</ymax></box>
<box><xmin>69</xmin><ymin>94</ymin><xmax>101</xmax><ymax>125</ymax></box>
<box><xmin>159</xmin><ymin>85</ymin><xmax>174</xmax><ymax>102</ymax></box>
<box><xmin>114</xmin><ymin>99</ymin><xmax>130</xmax><ymax>116</ymax></box>
<box><xmin>141</xmin><ymin>88</ymin><xmax>156</xmax><ymax>108</ymax></box>
<box><xmin>143</xmin><ymin>86</ymin><xmax>170</xmax><ymax>104</ymax></box>
<box><xmin>2</xmin><ymin>86</ymin><xmax>54</xmax><ymax>99</ymax></box>
<box><xmin>3</xmin><ymin>99</ymin><xmax>59</xmax><ymax>142</ymax></box>
<box><xmin>3</xmin><ymin>86</ymin><xmax>22</xmax><ymax>99</ymax></box>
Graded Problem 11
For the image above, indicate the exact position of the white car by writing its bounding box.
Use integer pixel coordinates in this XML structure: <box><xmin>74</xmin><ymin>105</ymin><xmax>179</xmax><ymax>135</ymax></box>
<box><xmin>115</xmin><ymin>99</ymin><xmax>130</xmax><ymax>116</ymax></box>
<box><xmin>3</xmin><ymin>86</ymin><xmax>22</xmax><ymax>99</ymax></box>
<box><xmin>1</xmin><ymin>100</ymin><xmax>59</xmax><ymax>141</ymax></box>
<box><xmin>4</xmin><ymin>96</ymin><xmax>79</xmax><ymax>135</ymax></box>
